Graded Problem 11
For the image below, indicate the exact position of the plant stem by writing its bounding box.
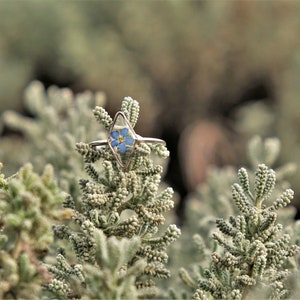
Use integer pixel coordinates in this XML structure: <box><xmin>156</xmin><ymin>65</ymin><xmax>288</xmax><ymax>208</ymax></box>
<box><xmin>241</xmin><ymin>264</ymin><xmax>254</xmax><ymax>300</ymax></box>
<box><xmin>12</xmin><ymin>235</ymin><xmax>23</xmax><ymax>260</ymax></box>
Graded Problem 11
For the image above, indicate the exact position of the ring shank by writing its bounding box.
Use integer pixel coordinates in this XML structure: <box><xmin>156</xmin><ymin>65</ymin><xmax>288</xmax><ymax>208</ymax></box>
<box><xmin>89</xmin><ymin>140</ymin><xmax>108</xmax><ymax>147</ymax></box>
<box><xmin>136</xmin><ymin>137</ymin><xmax>165</xmax><ymax>145</ymax></box>
<box><xmin>89</xmin><ymin>137</ymin><xmax>165</xmax><ymax>147</ymax></box>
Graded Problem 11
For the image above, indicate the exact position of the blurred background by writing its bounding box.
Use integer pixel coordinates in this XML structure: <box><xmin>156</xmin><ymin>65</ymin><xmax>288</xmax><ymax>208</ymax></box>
<box><xmin>1</xmin><ymin>0</ymin><xmax>300</xmax><ymax>221</ymax></box>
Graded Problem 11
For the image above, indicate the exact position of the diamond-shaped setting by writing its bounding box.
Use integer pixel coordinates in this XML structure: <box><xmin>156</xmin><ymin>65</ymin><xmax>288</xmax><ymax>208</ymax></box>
<box><xmin>108</xmin><ymin>112</ymin><xmax>138</xmax><ymax>169</ymax></box>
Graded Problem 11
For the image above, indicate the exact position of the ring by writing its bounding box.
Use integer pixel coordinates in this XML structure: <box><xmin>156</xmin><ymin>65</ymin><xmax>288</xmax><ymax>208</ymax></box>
<box><xmin>89</xmin><ymin>111</ymin><xmax>165</xmax><ymax>168</ymax></box>
<box><xmin>89</xmin><ymin>137</ymin><xmax>165</xmax><ymax>148</ymax></box>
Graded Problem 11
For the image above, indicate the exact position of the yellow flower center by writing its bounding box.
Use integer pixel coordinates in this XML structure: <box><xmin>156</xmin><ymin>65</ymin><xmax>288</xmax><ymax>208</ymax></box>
<box><xmin>118</xmin><ymin>136</ymin><xmax>124</xmax><ymax>143</ymax></box>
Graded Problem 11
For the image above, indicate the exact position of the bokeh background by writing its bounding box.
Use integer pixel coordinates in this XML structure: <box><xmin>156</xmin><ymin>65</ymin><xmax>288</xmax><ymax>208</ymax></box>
<box><xmin>1</xmin><ymin>0</ymin><xmax>300</xmax><ymax>220</ymax></box>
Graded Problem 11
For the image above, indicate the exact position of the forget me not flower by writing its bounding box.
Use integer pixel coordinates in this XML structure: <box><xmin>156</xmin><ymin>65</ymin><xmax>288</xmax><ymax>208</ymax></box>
<box><xmin>110</xmin><ymin>127</ymin><xmax>134</xmax><ymax>153</ymax></box>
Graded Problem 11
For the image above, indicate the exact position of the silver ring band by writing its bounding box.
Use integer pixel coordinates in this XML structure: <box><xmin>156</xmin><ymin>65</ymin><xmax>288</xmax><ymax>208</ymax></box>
<box><xmin>89</xmin><ymin>137</ymin><xmax>165</xmax><ymax>147</ymax></box>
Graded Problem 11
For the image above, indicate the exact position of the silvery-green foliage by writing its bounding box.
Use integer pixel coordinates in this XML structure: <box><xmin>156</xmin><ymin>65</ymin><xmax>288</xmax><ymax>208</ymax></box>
<box><xmin>45</xmin><ymin>98</ymin><xmax>181</xmax><ymax>299</ymax></box>
<box><xmin>167</xmin><ymin>136</ymin><xmax>298</xmax><ymax>299</ymax></box>
<box><xmin>46</xmin><ymin>230</ymin><xmax>147</xmax><ymax>300</ymax></box>
<box><xmin>184</xmin><ymin>136</ymin><xmax>296</xmax><ymax>242</ymax></box>
<box><xmin>2</xmin><ymin>80</ymin><xmax>106</xmax><ymax>198</ymax></box>
<box><xmin>0</xmin><ymin>162</ymin><xmax>67</xmax><ymax>300</ymax></box>
<box><xmin>247</xmin><ymin>136</ymin><xmax>297</xmax><ymax>180</ymax></box>
<box><xmin>181</xmin><ymin>164</ymin><xmax>299</xmax><ymax>300</ymax></box>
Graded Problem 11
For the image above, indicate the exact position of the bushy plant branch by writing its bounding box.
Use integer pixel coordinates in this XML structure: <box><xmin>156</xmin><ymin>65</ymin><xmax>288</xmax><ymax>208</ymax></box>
<box><xmin>0</xmin><ymin>162</ymin><xmax>68</xmax><ymax>299</ymax></box>
<box><xmin>180</xmin><ymin>163</ymin><xmax>299</xmax><ymax>300</ymax></box>
<box><xmin>44</xmin><ymin>97</ymin><xmax>180</xmax><ymax>299</ymax></box>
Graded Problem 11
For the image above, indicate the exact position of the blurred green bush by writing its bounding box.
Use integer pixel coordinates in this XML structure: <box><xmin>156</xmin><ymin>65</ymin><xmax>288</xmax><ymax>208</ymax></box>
<box><xmin>1</xmin><ymin>1</ymin><xmax>300</xmax><ymax>126</ymax></box>
<box><xmin>1</xmin><ymin>0</ymin><xmax>300</xmax><ymax>211</ymax></box>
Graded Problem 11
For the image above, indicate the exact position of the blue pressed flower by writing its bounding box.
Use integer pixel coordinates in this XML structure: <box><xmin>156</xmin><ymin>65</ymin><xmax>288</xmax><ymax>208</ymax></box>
<box><xmin>110</xmin><ymin>127</ymin><xmax>134</xmax><ymax>153</ymax></box>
